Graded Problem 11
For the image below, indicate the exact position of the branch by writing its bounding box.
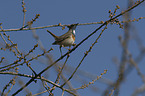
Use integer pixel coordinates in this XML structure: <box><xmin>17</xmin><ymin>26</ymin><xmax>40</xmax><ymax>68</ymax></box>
<box><xmin>0</xmin><ymin>22</ymin><xmax>104</xmax><ymax>32</ymax></box>
<box><xmin>11</xmin><ymin>0</ymin><xmax>145</xmax><ymax>95</ymax></box>
<box><xmin>0</xmin><ymin>72</ymin><xmax>77</xmax><ymax>96</ymax></box>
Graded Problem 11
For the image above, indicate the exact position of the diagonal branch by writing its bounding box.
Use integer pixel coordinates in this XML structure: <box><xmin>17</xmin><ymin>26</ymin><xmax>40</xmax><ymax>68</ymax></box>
<box><xmin>11</xmin><ymin>0</ymin><xmax>145</xmax><ymax>95</ymax></box>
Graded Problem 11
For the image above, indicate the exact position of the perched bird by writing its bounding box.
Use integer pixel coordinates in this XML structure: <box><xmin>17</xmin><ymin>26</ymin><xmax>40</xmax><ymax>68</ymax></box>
<box><xmin>47</xmin><ymin>23</ymin><xmax>78</xmax><ymax>56</ymax></box>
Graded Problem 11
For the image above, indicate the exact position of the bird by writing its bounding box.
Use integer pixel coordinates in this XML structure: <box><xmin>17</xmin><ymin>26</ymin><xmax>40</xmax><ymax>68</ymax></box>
<box><xmin>47</xmin><ymin>23</ymin><xmax>79</xmax><ymax>56</ymax></box>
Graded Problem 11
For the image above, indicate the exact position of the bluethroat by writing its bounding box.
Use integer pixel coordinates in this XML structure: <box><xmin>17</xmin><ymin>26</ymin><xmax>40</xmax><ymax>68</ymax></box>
<box><xmin>47</xmin><ymin>23</ymin><xmax>78</xmax><ymax>56</ymax></box>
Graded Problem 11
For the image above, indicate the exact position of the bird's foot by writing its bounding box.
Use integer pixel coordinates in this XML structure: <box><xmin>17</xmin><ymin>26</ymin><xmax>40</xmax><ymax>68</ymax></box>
<box><xmin>72</xmin><ymin>43</ymin><xmax>76</xmax><ymax>46</ymax></box>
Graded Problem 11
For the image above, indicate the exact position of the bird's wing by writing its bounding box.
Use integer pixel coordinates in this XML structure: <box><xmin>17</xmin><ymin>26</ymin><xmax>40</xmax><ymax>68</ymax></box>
<box><xmin>52</xmin><ymin>35</ymin><xmax>70</xmax><ymax>45</ymax></box>
<box><xmin>59</xmin><ymin>30</ymin><xmax>72</xmax><ymax>38</ymax></box>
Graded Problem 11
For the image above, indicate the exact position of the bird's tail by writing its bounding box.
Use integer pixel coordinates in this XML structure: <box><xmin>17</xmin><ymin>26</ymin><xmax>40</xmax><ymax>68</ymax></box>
<box><xmin>47</xmin><ymin>30</ymin><xmax>58</xmax><ymax>40</ymax></box>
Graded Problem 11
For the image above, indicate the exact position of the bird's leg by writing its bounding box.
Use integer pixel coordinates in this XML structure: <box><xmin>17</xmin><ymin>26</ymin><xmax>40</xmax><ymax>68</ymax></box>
<box><xmin>67</xmin><ymin>46</ymin><xmax>71</xmax><ymax>57</ymax></box>
<box><xmin>59</xmin><ymin>46</ymin><xmax>62</xmax><ymax>56</ymax></box>
<box><xmin>72</xmin><ymin>43</ymin><xmax>76</xmax><ymax>48</ymax></box>
<box><xmin>61</xmin><ymin>45</ymin><xmax>69</xmax><ymax>50</ymax></box>
<box><xmin>67</xmin><ymin>47</ymin><xmax>71</xmax><ymax>51</ymax></box>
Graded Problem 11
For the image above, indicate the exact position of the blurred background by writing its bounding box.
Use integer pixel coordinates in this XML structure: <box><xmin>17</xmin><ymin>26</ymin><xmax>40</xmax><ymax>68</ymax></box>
<box><xmin>0</xmin><ymin>0</ymin><xmax>145</xmax><ymax>96</ymax></box>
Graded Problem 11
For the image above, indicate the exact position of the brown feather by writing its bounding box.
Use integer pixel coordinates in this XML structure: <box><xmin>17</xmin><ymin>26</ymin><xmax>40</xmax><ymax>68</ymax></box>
<box><xmin>47</xmin><ymin>30</ymin><xmax>58</xmax><ymax>40</ymax></box>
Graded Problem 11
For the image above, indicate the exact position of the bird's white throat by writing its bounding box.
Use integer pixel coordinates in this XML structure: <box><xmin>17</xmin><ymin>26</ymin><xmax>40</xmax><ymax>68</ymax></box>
<box><xmin>72</xmin><ymin>30</ymin><xmax>75</xmax><ymax>35</ymax></box>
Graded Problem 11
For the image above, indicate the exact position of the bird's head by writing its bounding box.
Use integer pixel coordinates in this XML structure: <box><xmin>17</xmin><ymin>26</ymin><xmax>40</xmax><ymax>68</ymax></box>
<box><xmin>67</xmin><ymin>23</ymin><xmax>79</xmax><ymax>30</ymax></box>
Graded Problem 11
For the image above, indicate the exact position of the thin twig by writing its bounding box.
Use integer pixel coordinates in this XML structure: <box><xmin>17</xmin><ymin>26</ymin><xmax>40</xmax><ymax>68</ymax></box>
<box><xmin>11</xmin><ymin>0</ymin><xmax>145</xmax><ymax>95</ymax></box>
<box><xmin>0</xmin><ymin>22</ymin><xmax>104</xmax><ymax>32</ymax></box>
<box><xmin>61</xmin><ymin>25</ymin><xmax>108</xmax><ymax>87</ymax></box>
<box><xmin>22</xmin><ymin>0</ymin><xmax>26</xmax><ymax>27</ymax></box>
<box><xmin>0</xmin><ymin>71</ymin><xmax>77</xmax><ymax>96</ymax></box>
<box><xmin>49</xmin><ymin>55</ymin><xmax>70</xmax><ymax>95</ymax></box>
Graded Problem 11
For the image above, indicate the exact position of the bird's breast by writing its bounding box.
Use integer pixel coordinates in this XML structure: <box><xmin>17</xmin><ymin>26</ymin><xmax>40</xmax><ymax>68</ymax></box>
<box><xmin>59</xmin><ymin>35</ymin><xmax>75</xmax><ymax>47</ymax></box>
